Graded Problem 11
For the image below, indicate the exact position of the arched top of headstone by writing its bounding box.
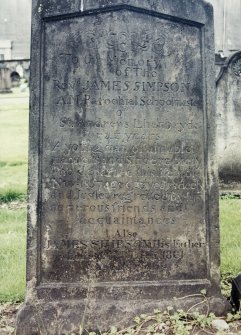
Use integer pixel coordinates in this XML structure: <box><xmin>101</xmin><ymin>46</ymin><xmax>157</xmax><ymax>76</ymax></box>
<box><xmin>38</xmin><ymin>0</ymin><xmax>213</xmax><ymax>25</ymax></box>
<box><xmin>216</xmin><ymin>50</ymin><xmax>241</xmax><ymax>85</ymax></box>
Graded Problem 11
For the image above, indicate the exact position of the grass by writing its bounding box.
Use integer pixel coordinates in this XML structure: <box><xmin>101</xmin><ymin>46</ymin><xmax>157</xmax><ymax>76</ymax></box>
<box><xmin>0</xmin><ymin>90</ymin><xmax>28</xmax><ymax>201</ymax></box>
<box><xmin>0</xmin><ymin>164</ymin><xmax>27</xmax><ymax>199</ymax></box>
<box><xmin>0</xmin><ymin>91</ymin><xmax>28</xmax><ymax>301</ymax></box>
<box><xmin>220</xmin><ymin>198</ymin><xmax>241</xmax><ymax>275</ymax></box>
<box><xmin>0</xmin><ymin>190</ymin><xmax>26</xmax><ymax>203</ymax></box>
<box><xmin>0</xmin><ymin>105</ymin><xmax>28</xmax><ymax>163</ymax></box>
<box><xmin>0</xmin><ymin>208</ymin><xmax>27</xmax><ymax>302</ymax></box>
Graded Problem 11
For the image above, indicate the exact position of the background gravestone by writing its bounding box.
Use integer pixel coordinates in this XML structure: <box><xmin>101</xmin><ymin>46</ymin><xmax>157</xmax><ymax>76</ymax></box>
<box><xmin>216</xmin><ymin>51</ymin><xmax>241</xmax><ymax>193</ymax></box>
<box><xmin>16</xmin><ymin>1</ymin><xmax>226</xmax><ymax>333</ymax></box>
<box><xmin>0</xmin><ymin>67</ymin><xmax>12</xmax><ymax>93</ymax></box>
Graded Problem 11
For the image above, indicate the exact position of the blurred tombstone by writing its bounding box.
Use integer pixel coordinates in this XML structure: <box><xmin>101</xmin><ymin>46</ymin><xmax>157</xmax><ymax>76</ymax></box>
<box><xmin>0</xmin><ymin>67</ymin><xmax>12</xmax><ymax>93</ymax></box>
<box><xmin>216</xmin><ymin>51</ymin><xmax>241</xmax><ymax>192</ymax></box>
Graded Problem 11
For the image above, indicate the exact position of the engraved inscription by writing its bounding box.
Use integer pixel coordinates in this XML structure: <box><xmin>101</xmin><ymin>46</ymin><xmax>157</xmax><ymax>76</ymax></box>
<box><xmin>41</xmin><ymin>11</ymin><xmax>205</xmax><ymax>283</ymax></box>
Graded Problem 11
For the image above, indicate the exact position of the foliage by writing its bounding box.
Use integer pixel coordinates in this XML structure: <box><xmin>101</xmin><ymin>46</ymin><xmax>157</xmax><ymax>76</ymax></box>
<box><xmin>221</xmin><ymin>273</ymin><xmax>233</xmax><ymax>299</ymax></box>
<box><xmin>0</xmin><ymin>189</ymin><xmax>26</xmax><ymax>203</ymax></box>
<box><xmin>220</xmin><ymin>193</ymin><xmax>241</xmax><ymax>200</ymax></box>
<box><xmin>75</xmin><ymin>306</ymin><xmax>241</xmax><ymax>335</ymax></box>
<box><xmin>226</xmin><ymin>311</ymin><xmax>241</xmax><ymax>322</ymax></box>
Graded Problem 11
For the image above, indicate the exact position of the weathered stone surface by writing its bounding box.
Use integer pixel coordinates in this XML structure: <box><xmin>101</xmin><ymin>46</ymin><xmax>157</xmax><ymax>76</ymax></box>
<box><xmin>16</xmin><ymin>0</ymin><xmax>227</xmax><ymax>334</ymax></box>
<box><xmin>216</xmin><ymin>51</ymin><xmax>241</xmax><ymax>192</ymax></box>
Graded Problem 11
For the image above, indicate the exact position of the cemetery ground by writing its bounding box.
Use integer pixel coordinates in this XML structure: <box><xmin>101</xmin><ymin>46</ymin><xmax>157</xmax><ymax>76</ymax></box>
<box><xmin>0</xmin><ymin>92</ymin><xmax>241</xmax><ymax>334</ymax></box>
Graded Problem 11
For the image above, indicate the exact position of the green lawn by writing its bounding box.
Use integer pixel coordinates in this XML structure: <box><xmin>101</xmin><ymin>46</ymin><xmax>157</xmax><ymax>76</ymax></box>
<box><xmin>0</xmin><ymin>208</ymin><xmax>26</xmax><ymax>302</ymax></box>
<box><xmin>220</xmin><ymin>198</ymin><xmax>241</xmax><ymax>275</ymax></box>
<box><xmin>0</xmin><ymin>92</ymin><xmax>28</xmax><ymax>301</ymax></box>
<box><xmin>0</xmin><ymin>94</ymin><xmax>28</xmax><ymax>199</ymax></box>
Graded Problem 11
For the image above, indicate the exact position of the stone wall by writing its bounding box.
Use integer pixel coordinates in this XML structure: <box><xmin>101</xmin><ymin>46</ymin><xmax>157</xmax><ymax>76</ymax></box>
<box><xmin>0</xmin><ymin>0</ymin><xmax>31</xmax><ymax>59</ymax></box>
<box><xmin>208</xmin><ymin>0</ymin><xmax>241</xmax><ymax>56</ymax></box>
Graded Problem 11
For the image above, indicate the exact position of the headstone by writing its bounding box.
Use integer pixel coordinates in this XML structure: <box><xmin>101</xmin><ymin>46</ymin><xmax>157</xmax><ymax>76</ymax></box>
<box><xmin>16</xmin><ymin>1</ymin><xmax>227</xmax><ymax>334</ymax></box>
<box><xmin>0</xmin><ymin>67</ymin><xmax>12</xmax><ymax>93</ymax></box>
<box><xmin>216</xmin><ymin>51</ymin><xmax>241</xmax><ymax>192</ymax></box>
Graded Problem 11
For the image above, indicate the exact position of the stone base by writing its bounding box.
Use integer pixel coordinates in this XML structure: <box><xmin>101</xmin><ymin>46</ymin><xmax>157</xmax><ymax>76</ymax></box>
<box><xmin>219</xmin><ymin>175</ymin><xmax>241</xmax><ymax>194</ymax></box>
<box><xmin>16</xmin><ymin>296</ymin><xmax>230</xmax><ymax>335</ymax></box>
<box><xmin>219</xmin><ymin>184</ymin><xmax>241</xmax><ymax>195</ymax></box>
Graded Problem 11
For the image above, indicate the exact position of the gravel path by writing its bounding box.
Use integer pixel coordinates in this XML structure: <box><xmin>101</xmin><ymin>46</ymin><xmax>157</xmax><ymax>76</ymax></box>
<box><xmin>0</xmin><ymin>303</ymin><xmax>20</xmax><ymax>335</ymax></box>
